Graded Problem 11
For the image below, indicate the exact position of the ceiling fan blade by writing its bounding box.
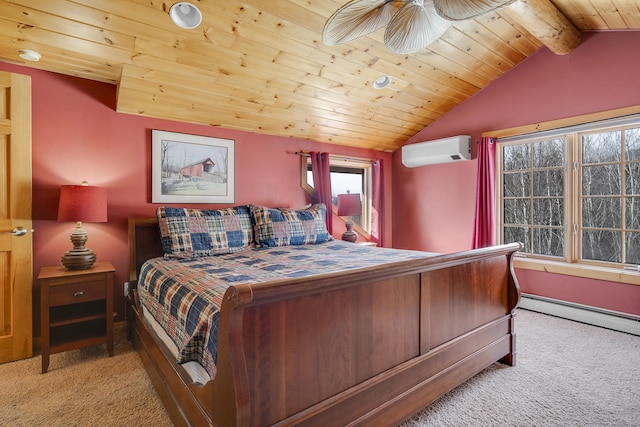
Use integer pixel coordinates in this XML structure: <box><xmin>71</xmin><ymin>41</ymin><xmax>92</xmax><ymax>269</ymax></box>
<box><xmin>323</xmin><ymin>0</ymin><xmax>406</xmax><ymax>46</ymax></box>
<box><xmin>384</xmin><ymin>0</ymin><xmax>451</xmax><ymax>54</ymax></box>
<box><xmin>433</xmin><ymin>0</ymin><xmax>516</xmax><ymax>21</ymax></box>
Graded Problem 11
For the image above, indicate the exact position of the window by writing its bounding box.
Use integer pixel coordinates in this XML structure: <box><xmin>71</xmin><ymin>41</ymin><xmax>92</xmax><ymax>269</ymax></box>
<box><xmin>501</xmin><ymin>137</ymin><xmax>566</xmax><ymax>258</ymax></box>
<box><xmin>300</xmin><ymin>155</ymin><xmax>372</xmax><ymax>234</ymax></box>
<box><xmin>499</xmin><ymin>117</ymin><xmax>640</xmax><ymax>269</ymax></box>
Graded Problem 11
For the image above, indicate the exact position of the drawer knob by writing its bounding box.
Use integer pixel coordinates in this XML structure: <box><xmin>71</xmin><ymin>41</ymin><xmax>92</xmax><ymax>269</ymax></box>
<box><xmin>73</xmin><ymin>290</ymin><xmax>85</xmax><ymax>297</ymax></box>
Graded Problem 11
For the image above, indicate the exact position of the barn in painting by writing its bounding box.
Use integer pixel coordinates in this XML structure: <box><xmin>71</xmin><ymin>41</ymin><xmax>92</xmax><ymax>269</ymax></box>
<box><xmin>180</xmin><ymin>158</ymin><xmax>215</xmax><ymax>178</ymax></box>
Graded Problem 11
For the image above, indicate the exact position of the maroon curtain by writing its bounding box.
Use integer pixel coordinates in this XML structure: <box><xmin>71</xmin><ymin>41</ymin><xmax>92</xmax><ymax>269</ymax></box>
<box><xmin>472</xmin><ymin>137</ymin><xmax>497</xmax><ymax>249</ymax></box>
<box><xmin>310</xmin><ymin>152</ymin><xmax>333</xmax><ymax>233</ymax></box>
<box><xmin>371</xmin><ymin>159</ymin><xmax>385</xmax><ymax>246</ymax></box>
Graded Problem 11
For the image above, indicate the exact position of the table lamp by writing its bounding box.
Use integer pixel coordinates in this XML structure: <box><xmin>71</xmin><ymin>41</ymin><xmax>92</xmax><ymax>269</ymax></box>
<box><xmin>58</xmin><ymin>181</ymin><xmax>107</xmax><ymax>270</ymax></box>
<box><xmin>337</xmin><ymin>192</ymin><xmax>361</xmax><ymax>242</ymax></box>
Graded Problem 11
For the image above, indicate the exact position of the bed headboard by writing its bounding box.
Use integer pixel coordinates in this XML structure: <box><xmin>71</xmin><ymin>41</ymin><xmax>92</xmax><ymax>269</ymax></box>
<box><xmin>128</xmin><ymin>217</ymin><xmax>164</xmax><ymax>282</ymax></box>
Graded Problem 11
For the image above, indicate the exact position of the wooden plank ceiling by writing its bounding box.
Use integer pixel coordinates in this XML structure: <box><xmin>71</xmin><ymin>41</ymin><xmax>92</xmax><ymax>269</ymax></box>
<box><xmin>0</xmin><ymin>0</ymin><xmax>638</xmax><ymax>151</ymax></box>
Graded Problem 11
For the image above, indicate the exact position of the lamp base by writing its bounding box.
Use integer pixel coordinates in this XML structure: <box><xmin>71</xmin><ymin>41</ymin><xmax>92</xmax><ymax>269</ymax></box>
<box><xmin>341</xmin><ymin>221</ymin><xmax>358</xmax><ymax>243</ymax></box>
<box><xmin>61</xmin><ymin>248</ymin><xmax>96</xmax><ymax>270</ymax></box>
<box><xmin>62</xmin><ymin>222</ymin><xmax>97</xmax><ymax>270</ymax></box>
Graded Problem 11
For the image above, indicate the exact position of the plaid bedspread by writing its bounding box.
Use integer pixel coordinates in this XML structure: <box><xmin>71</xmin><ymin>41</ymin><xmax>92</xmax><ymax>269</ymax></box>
<box><xmin>138</xmin><ymin>240</ymin><xmax>434</xmax><ymax>379</ymax></box>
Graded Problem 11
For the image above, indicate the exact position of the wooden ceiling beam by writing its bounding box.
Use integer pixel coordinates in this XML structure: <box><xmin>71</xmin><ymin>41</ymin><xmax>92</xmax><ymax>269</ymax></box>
<box><xmin>504</xmin><ymin>0</ymin><xmax>581</xmax><ymax>55</ymax></box>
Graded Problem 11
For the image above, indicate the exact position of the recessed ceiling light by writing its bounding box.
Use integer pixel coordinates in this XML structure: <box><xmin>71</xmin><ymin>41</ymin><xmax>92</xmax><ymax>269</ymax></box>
<box><xmin>17</xmin><ymin>49</ymin><xmax>41</xmax><ymax>62</ymax></box>
<box><xmin>169</xmin><ymin>2</ymin><xmax>203</xmax><ymax>29</ymax></box>
<box><xmin>372</xmin><ymin>75</ymin><xmax>392</xmax><ymax>89</ymax></box>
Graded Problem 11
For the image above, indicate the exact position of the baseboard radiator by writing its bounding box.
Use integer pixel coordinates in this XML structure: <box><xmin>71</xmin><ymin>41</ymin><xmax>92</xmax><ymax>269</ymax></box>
<box><xmin>519</xmin><ymin>293</ymin><xmax>640</xmax><ymax>336</ymax></box>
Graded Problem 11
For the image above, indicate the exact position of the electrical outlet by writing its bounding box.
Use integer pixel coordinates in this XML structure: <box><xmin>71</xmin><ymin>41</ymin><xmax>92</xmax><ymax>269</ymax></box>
<box><xmin>124</xmin><ymin>281</ymin><xmax>130</xmax><ymax>296</ymax></box>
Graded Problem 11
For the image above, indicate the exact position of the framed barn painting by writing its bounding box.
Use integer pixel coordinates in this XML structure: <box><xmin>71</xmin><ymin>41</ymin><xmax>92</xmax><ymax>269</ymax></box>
<box><xmin>152</xmin><ymin>130</ymin><xmax>235</xmax><ymax>203</ymax></box>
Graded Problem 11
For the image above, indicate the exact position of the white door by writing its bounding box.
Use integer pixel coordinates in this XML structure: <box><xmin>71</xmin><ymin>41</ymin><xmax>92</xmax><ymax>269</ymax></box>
<box><xmin>0</xmin><ymin>70</ymin><xmax>33</xmax><ymax>363</ymax></box>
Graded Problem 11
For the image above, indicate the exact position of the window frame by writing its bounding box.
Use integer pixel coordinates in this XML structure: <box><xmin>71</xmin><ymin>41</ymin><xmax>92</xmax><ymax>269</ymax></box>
<box><xmin>497</xmin><ymin>134</ymin><xmax>574</xmax><ymax>262</ymax></box>
<box><xmin>299</xmin><ymin>154</ymin><xmax>373</xmax><ymax>237</ymax></box>
<box><xmin>487</xmin><ymin>106</ymin><xmax>640</xmax><ymax>285</ymax></box>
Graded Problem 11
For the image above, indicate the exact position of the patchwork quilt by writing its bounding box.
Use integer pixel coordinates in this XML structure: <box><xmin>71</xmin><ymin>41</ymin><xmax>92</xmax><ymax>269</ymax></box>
<box><xmin>137</xmin><ymin>240</ymin><xmax>434</xmax><ymax>379</ymax></box>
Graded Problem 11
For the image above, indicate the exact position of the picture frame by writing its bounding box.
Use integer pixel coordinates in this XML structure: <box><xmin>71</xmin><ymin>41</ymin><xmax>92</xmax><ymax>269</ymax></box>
<box><xmin>152</xmin><ymin>130</ymin><xmax>235</xmax><ymax>203</ymax></box>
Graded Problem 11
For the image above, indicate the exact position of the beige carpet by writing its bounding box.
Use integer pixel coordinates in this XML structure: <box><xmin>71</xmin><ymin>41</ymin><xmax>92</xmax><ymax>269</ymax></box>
<box><xmin>401</xmin><ymin>309</ymin><xmax>640</xmax><ymax>427</ymax></box>
<box><xmin>0</xmin><ymin>338</ymin><xmax>172</xmax><ymax>427</ymax></box>
<box><xmin>1</xmin><ymin>309</ymin><xmax>639</xmax><ymax>426</ymax></box>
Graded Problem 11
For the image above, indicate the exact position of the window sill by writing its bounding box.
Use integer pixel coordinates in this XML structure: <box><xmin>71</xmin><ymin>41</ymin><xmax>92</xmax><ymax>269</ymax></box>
<box><xmin>513</xmin><ymin>257</ymin><xmax>640</xmax><ymax>286</ymax></box>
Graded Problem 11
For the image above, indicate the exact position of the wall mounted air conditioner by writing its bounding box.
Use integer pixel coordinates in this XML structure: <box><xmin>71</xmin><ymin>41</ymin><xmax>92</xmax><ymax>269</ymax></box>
<box><xmin>401</xmin><ymin>135</ymin><xmax>471</xmax><ymax>167</ymax></box>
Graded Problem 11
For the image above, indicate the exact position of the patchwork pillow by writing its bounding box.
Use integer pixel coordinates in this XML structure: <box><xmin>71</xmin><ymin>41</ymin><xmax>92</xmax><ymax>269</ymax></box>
<box><xmin>157</xmin><ymin>206</ymin><xmax>253</xmax><ymax>258</ymax></box>
<box><xmin>250</xmin><ymin>203</ymin><xmax>333</xmax><ymax>247</ymax></box>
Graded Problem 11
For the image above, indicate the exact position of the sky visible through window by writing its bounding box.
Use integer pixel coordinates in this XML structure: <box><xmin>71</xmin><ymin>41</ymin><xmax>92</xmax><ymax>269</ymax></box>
<box><xmin>307</xmin><ymin>171</ymin><xmax>362</xmax><ymax>197</ymax></box>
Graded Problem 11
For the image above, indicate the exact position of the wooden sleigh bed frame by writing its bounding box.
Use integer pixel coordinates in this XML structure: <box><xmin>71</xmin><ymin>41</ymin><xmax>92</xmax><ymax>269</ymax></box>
<box><xmin>127</xmin><ymin>217</ymin><xmax>522</xmax><ymax>426</ymax></box>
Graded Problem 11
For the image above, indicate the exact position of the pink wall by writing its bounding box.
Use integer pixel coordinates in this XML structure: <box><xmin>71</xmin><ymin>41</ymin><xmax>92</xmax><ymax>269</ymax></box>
<box><xmin>0</xmin><ymin>62</ymin><xmax>392</xmax><ymax>329</ymax></box>
<box><xmin>514</xmin><ymin>269</ymin><xmax>640</xmax><ymax>315</ymax></box>
<box><xmin>391</xmin><ymin>31</ymin><xmax>640</xmax><ymax>316</ymax></box>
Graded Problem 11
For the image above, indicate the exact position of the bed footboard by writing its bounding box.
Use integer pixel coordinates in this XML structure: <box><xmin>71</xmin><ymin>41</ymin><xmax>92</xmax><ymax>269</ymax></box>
<box><xmin>213</xmin><ymin>243</ymin><xmax>522</xmax><ymax>426</ymax></box>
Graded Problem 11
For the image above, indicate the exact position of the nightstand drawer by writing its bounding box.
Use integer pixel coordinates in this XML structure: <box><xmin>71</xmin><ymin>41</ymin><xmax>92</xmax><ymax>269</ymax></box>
<box><xmin>49</xmin><ymin>280</ymin><xmax>106</xmax><ymax>306</ymax></box>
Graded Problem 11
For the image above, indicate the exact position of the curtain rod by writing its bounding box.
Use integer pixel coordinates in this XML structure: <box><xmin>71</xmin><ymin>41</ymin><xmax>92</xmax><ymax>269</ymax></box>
<box><xmin>295</xmin><ymin>151</ymin><xmax>373</xmax><ymax>163</ymax></box>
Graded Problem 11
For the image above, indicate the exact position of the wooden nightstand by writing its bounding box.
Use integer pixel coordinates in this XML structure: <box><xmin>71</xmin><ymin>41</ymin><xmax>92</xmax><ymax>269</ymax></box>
<box><xmin>38</xmin><ymin>261</ymin><xmax>115</xmax><ymax>373</ymax></box>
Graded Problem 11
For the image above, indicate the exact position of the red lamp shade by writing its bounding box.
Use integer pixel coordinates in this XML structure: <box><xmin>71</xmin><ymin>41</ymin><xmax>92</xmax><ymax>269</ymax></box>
<box><xmin>58</xmin><ymin>183</ymin><xmax>107</xmax><ymax>270</ymax></box>
<box><xmin>337</xmin><ymin>193</ymin><xmax>361</xmax><ymax>217</ymax></box>
<box><xmin>58</xmin><ymin>184</ymin><xmax>107</xmax><ymax>223</ymax></box>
